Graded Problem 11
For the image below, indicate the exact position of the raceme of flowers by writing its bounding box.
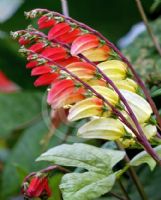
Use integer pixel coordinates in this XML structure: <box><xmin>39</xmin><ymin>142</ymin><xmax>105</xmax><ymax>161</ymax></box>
<box><xmin>12</xmin><ymin>9</ymin><xmax>158</xmax><ymax>151</ymax></box>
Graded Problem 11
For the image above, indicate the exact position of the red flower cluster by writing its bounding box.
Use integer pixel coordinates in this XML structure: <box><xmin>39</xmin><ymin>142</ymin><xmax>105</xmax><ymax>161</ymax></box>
<box><xmin>16</xmin><ymin>12</ymin><xmax>112</xmax><ymax>110</ymax></box>
<box><xmin>22</xmin><ymin>176</ymin><xmax>51</xmax><ymax>199</ymax></box>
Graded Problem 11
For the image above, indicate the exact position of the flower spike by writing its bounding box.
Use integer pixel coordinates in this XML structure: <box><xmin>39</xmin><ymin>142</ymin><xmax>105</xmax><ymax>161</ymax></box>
<box><xmin>12</xmin><ymin>9</ymin><xmax>161</xmax><ymax>164</ymax></box>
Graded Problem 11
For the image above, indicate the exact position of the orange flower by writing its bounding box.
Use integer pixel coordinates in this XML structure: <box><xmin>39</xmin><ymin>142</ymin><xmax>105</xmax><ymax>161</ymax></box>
<box><xmin>71</xmin><ymin>34</ymin><xmax>100</xmax><ymax>55</ymax></box>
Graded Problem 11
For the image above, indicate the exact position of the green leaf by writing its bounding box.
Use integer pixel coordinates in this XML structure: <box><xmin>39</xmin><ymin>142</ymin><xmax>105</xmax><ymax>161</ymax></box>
<box><xmin>151</xmin><ymin>88</ymin><xmax>161</xmax><ymax>97</ymax></box>
<box><xmin>101</xmin><ymin>149</ymin><xmax>125</xmax><ymax>168</ymax></box>
<box><xmin>78</xmin><ymin>117</ymin><xmax>125</xmax><ymax>140</ymax></box>
<box><xmin>123</xmin><ymin>18</ymin><xmax>161</xmax><ymax>88</ymax></box>
<box><xmin>0</xmin><ymin>91</ymin><xmax>42</xmax><ymax>138</ymax></box>
<box><xmin>37</xmin><ymin>143</ymin><xmax>125</xmax><ymax>174</ymax></box>
<box><xmin>130</xmin><ymin>145</ymin><xmax>161</xmax><ymax>170</ymax></box>
<box><xmin>49</xmin><ymin>173</ymin><xmax>63</xmax><ymax>200</ymax></box>
<box><xmin>37</xmin><ymin>143</ymin><xmax>112</xmax><ymax>175</ymax></box>
<box><xmin>60</xmin><ymin>172</ymin><xmax>116</xmax><ymax>200</ymax></box>
<box><xmin>151</xmin><ymin>0</ymin><xmax>161</xmax><ymax>12</ymax></box>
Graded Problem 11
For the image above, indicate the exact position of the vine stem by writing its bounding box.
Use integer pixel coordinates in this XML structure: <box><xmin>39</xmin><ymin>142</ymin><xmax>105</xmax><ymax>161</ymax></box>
<box><xmin>109</xmin><ymin>191</ymin><xmax>127</xmax><ymax>200</ymax></box>
<box><xmin>135</xmin><ymin>0</ymin><xmax>161</xmax><ymax>56</ymax></box>
<box><xmin>23</xmin><ymin>165</ymin><xmax>70</xmax><ymax>182</ymax></box>
<box><xmin>30</xmin><ymin>8</ymin><xmax>161</xmax><ymax>129</ymax></box>
<box><xmin>116</xmin><ymin>141</ymin><xmax>148</xmax><ymax>200</ymax></box>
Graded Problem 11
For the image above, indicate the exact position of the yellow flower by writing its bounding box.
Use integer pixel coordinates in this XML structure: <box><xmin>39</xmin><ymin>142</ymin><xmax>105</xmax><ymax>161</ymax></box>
<box><xmin>78</xmin><ymin>117</ymin><xmax>125</xmax><ymax>140</ymax></box>
<box><xmin>120</xmin><ymin>90</ymin><xmax>152</xmax><ymax>123</ymax></box>
<box><xmin>98</xmin><ymin>60</ymin><xmax>127</xmax><ymax>81</ymax></box>
<box><xmin>92</xmin><ymin>86</ymin><xmax>119</xmax><ymax>106</ymax></box>
<box><xmin>68</xmin><ymin>98</ymin><xmax>110</xmax><ymax>121</ymax></box>
<box><xmin>114</xmin><ymin>78</ymin><xmax>138</xmax><ymax>93</ymax></box>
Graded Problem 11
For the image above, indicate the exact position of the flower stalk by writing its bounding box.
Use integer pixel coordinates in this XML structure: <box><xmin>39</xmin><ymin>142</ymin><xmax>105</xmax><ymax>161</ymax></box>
<box><xmin>116</xmin><ymin>141</ymin><xmax>148</xmax><ymax>200</ymax></box>
<box><xmin>27</xmin><ymin>8</ymin><xmax>161</xmax><ymax>129</ymax></box>
<box><xmin>16</xmin><ymin>27</ymin><xmax>161</xmax><ymax>165</ymax></box>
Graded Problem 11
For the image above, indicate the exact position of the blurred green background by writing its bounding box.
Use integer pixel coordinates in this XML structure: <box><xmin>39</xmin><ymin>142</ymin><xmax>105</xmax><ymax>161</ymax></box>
<box><xmin>0</xmin><ymin>0</ymin><xmax>161</xmax><ymax>200</ymax></box>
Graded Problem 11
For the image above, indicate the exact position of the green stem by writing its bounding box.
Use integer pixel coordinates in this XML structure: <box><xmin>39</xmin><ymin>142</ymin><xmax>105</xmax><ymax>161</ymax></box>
<box><xmin>118</xmin><ymin>179</ymin><xmax>131</xmax><ymax>200</ymax></box>
<box><xmin>135</xmin><ymin>0</ymin><xmax>161</xmax><ymax>56</ymax></box>
<box><xmin>109</xmin><ymin>191</ymin><xmax>127</xmax><ymax>200</ymax></box>
<box><xmin>116</xmin><ymin>141</ymin><xmax>148</xmax><ymax>200</ymax></box>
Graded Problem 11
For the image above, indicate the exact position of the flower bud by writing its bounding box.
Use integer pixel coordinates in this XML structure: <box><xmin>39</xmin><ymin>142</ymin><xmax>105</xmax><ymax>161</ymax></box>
<box><xmin>68</xmin><ymin>97</ymin><xmax>110</xmax><ymax>121</ymax></box>
<box><xmin>78</xmin><ymin>117</ymin><xmax>125</xmax><ymax>140</ymax></box>
<box><xmin>82</xmin><ymin>45</ymin><xmax>110</xmax><ymax>62</ymax></box>
<box><xmin>92</xmin><ymin>86</ymin><xmax>119</xmax><ymax>106</ymax></box>
<box><xmin>97</xmin><ymin>60</ymin><xmax>127</xmax><ymax>81</ymax></box>
<box><xmin>114</xmin><ymin>78</ymin><xmax>138</xmax><ymax>93</ymax></box>
<box><xmin>22</xmin><ymin>175</ymin><xmax>51</xmax><ymax>198</ymax></box>
<box><xmin>120</xmin><ymin>90</ymin><xmax>152</xmax><ymax>123</ymax></box>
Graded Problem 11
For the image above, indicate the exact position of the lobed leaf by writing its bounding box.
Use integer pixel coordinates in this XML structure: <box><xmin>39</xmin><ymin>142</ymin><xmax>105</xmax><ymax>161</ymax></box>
<box><xmin>37</xmin><ymin>143</ymin><xmax>125</xmax><ymax>174</ymax></box>
<box><xmin>60</xmin><ymin>172</ymin><xmax>116</xmax><ymax>200</ymax></box>
<box><xmin>37</xmin><ymin>143</ymin><xmax>112</xmax><ymax>174</ymax></box>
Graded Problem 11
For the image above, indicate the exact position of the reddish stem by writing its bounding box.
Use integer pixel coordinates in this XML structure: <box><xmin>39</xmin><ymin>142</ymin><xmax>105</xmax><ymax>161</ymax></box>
<box><xmin>23</xmin><ymin>165</ymin><xmax>69</xmax><ymax>182</ymax></box>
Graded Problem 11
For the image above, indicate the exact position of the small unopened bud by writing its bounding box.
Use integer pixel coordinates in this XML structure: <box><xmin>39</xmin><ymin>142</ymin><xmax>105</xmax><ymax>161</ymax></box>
<box><xmin>10</xmin><ymin>31</ymin><xmax>19</xmax><ymax>39</ymax></box>
<box><xmin>37</xmin><ymin>58</ymin><xmax>47</xmax><ymax>64</ymax></box>
<box><xmin>22</xmin><ymin>174</ymin><xmax>51</xmax><ymax>199</ymax></box>
<box><xmin>25</xmin><ymin>10</ymin><xmax>40</xmax><ymax>19</ymax></box>
<box><xmin>19</xmin><ymin>47</ymin><xmax>28</xmax><ymax>55</ymax></box>
<box><xmin>54</xmin><ymin>16</ymin><xmax>65</xmax><ymax>22</ymax></box>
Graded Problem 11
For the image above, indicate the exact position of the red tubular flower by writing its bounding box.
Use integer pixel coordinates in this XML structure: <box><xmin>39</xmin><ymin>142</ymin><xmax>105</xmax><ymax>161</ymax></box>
<box><xmin>31</xmin><ymin>65</ymin><xmax>52</xmax><ymax>76</ymax></box>
<box><xmin>57</xmin><ymin>56</ymin><xmax>80</xmax><ymax>67</ymax></box>
<box><xmin>71</xmin><ymin>33</ymin><xmax>100</xmax><ymax>55</ymax></box>
<box><xmin>23</xmin><ymin>176</ymin><xmax>51</xmax><ymax>198</ymax></box>
<box><xmin>29</xmin><ymin>42</ymin><xmax>46</xmax><ymax>53</ymax></box>
<box><xmin>48</xmin><ymin>22</ymin><xmax>71</xmax><ymax>41</ymax></box>
<box><xmin>47</xmin><ymin>79</ymin><xmax>85</xmax><ymax>108</ymax></box>
<box><xmin>18</xmin><ymin>36</ymin><xmax>30</xmax><ymax>45</ymax></box>
<box><xmin>26</xmin><ymin>60</ymin><xmax>39</xmax><ymax>69</ymax></box>
<box><xmin>34</xmin><ymin>73</ymin><xmax>58</xmax><ymax>87</ymax></box>
<box><xmin>38</xmin><ymin>15</ymin><xmax>56</xmax><ymax>29</ymax></box>
<box><xmin>82</xmin><ymin>45</ymin><xmax>111</xmax><ymax>62</ymax></box>
<box><xmin>41</xmin><ymin>46</ymin><xmax>68</xmax><ymax>61</ymax></box>
<box><xmin>66</xmin><ymin>62</ymin><xmax>96</xmax><ymax>80</ymax></box>
<box><xmin>55</xmin><ymin>28</ymin><xmax>81</xmax><ymax>44</ymax></box>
